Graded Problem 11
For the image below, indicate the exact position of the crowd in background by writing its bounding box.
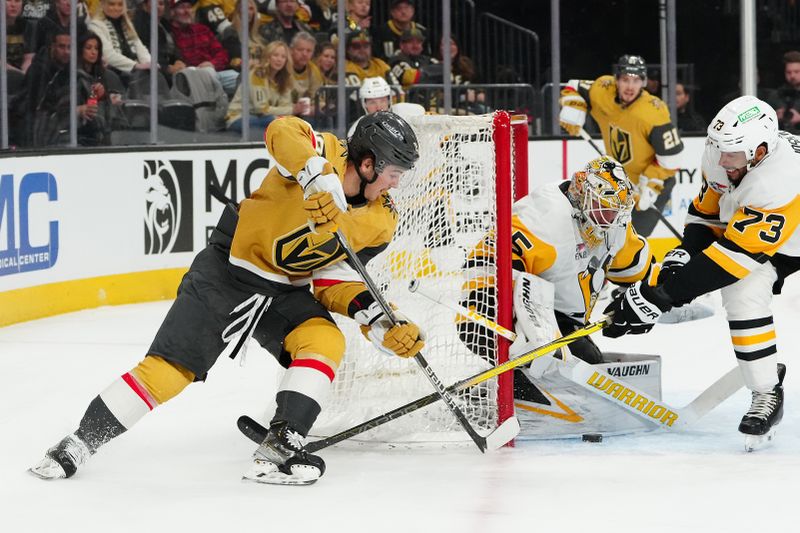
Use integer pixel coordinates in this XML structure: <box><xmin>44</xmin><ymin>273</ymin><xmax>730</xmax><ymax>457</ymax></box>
<box><xmin>3</xmin><ymin>0</ymin><xmax>485</xmax><ymax>148</ymax></box>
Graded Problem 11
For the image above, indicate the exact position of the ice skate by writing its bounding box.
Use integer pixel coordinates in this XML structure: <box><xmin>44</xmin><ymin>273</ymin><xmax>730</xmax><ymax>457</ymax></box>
<box><xmin>740</xmin><ymin>364</ymin><xmax>785</xmax><ymax>452</ymax></box>
<box><xmin>242</xmin><ymin>422</ymin><xmax>325</xmax><ymax>486</ymax></box>
<box><xmin>28</xmin><ymin>433</ymin><xmax>92</xmax><ymax>480</ymax></box>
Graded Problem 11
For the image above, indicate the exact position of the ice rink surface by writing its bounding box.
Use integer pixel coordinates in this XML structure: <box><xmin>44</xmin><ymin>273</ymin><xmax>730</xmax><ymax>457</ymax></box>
<box><xmin>2</xmin><ymin>277</ymin><xmax>800</xmax><ymax>533</ymax></box>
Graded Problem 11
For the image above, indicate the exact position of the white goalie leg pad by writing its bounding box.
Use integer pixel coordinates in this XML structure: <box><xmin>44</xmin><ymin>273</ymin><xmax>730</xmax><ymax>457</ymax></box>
<box><xmin>515</xmin><ymin>352</ymin><xmax>665</xmax><ymax>439</ymax></box>
<box><xmin>510</xmin><ymin>272</ymin><xmax>558</xmax><ymax>355</ymax></box>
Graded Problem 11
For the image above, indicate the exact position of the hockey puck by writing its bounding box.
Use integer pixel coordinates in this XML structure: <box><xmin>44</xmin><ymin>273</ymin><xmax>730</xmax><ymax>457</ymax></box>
<box><xmin>582</xmin><ymin>433</ymin><xmax>603</xmax><ymax>443</ymax></box>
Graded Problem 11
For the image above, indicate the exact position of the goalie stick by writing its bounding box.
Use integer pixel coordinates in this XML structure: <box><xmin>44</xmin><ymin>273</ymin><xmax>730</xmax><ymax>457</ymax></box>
<box><xmin>578</xmin><ymin>127</ymin><xmax>683</xmax><ymax>240</ymax></box>
<box><xmin>332</xmin><ymin>230</ymin><xmax>520</xmax><ymax>452</ymax></box>
<box><xmin>237</xmin><ymin>320</ymin><xmax>608</xmax><ymax>449</ymax></box>
<box><xmin>411</xmin><ymin>280</ymin><xmax>744</xmax><ymax>429</ymax></box>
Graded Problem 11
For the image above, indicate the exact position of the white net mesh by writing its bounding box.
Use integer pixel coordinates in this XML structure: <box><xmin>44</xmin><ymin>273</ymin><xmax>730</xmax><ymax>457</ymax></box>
<box><xmin>310</xmin><ymin>114</ymin><xmax>506</xmax><ymax>445</ymax></box>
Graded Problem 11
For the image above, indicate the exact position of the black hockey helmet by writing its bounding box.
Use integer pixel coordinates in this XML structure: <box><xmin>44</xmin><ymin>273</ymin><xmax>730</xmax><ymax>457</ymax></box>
<box><xmin>615</xmin><ymin>55</ymin><xmax>647</xmax><ymax>81</ymax></box>
<box><xmin>348</xmin><ymin>111</ymin><xmax>419</xmax><ymax>181</ymax></box>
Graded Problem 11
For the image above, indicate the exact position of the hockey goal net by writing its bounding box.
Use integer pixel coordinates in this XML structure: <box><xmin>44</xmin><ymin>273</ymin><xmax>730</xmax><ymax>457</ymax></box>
<box><xmin>311</xmin><ymin>112</ymin><xmax>528</xmax><ymax>445</ymax></box>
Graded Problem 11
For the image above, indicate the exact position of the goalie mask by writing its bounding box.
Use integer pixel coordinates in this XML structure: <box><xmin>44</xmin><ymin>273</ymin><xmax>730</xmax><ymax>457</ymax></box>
<box><xmin>567</xmin><ymin>156</ymin><xmax>635</xmax><ymax>247</ymax></box>
<box><xmin>348</xmin><ymin>111</ymin><xmax>419</xmax><ymax>183</ymax></box>
<box><xmin>705</xmin><ymin>95</ymin><xmax>778</xmax><ymax>173</ymax></box>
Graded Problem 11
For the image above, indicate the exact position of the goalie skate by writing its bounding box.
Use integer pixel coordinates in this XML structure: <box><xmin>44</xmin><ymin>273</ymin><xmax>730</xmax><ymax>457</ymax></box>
<box><xmin>242</xmin><ymin>422</ymin><xmax>325</xmax><ymax>486</ymax></box>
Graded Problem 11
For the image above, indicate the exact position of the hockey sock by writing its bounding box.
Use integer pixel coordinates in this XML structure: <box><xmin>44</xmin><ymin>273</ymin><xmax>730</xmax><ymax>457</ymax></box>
<box><xmin>271</xmin><ymin>357</ymin><xmax>335</xmax><ymax>436</ymax></box>
<box><xmin>75</xmin><ymin>372</ymin><xmax>157</xmax><ymax>451</ymax></box>
<box><xmin>730</xmin><ymin>316</ymin><xmax>779</xmax><ymax>392</ymax></box>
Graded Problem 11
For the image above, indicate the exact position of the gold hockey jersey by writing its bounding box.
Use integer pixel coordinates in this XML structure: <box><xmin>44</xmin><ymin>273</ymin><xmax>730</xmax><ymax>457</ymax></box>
<box><xmin>568</xmin><ymin>76</ymin><xmax>684</xmax><ymax>183</ymax></box>
<box><xmin>229</xmin><ymin>117</ymin><xmax>398</xmax><ymax>291</ymax></box>
<box><xmin>467</xmin><ymin>182</ymin><xmax>654</xmax><ymax>323</ymax></box>
<box><xmin>686</xmin><ymin>132</ymin><xmax>800</xmax><ymax>280</ymax></box>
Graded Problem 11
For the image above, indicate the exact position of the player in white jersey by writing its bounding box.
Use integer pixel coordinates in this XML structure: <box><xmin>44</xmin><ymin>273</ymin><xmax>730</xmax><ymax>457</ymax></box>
<box><xmin>347</xmin><ymin>77</ymin><xmax>425</xmax><ymax>138</ymax></box>
<box><xmin>605</xmin><ymin>95</ymin><xmax>797</xmax><ymax>450</ymax></box>
<box><xmin>460</xmin><ymin>156</ymin><xmax>655</xmax><ymax>401</ymax></box>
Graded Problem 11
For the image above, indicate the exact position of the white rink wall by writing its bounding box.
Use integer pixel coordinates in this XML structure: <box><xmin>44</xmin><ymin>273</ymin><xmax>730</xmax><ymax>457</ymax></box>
<box><xmin>0</xmin><ymin>135</ymin><xmax>706</xmax><ymax>324</ymax></box>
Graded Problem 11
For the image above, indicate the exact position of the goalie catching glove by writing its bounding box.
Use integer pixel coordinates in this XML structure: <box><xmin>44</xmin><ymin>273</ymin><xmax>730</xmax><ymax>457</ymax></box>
<box><xmin>297</xmin><ymin>156</ymin><xmax>348</xmax><ymax>233</ymax></box>
<box><xmin>602</xmin><ymin>281</ymin><xmax>673</xmax><ymax>338</ymax></box>
<box><xmin>354</xmin><ymin>301</ymin><xmax>425</xmax><ymax>358</ymax></box>
<box><xmin>558</xmin><ymin>85</ymin><xmax>587</xmax><ymax>136</ymax></box>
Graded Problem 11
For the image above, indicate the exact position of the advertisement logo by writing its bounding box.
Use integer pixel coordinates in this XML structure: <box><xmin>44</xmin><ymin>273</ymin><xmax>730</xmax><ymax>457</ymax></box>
<box><xmin>144</xmin><ymin>160</ymin><xmax>193</xmax><ymax>254</ymax></box>
<box><xmin>0</xmin><ymin>172</ymin><xmax>59</xmax><ymax>276</ymax></box>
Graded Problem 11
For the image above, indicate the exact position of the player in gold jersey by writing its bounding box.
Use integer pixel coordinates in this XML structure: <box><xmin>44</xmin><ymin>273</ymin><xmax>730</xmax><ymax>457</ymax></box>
<box><xmin>604</xmin><ymin>96</ymin><xmax>797</xmax><ymax>451</ymax></box>
<box><xmin>559</xmin><ymin>55</ymin><xmax>687</xmax><ymax>237</ymax></box>
<box><xmin>29</xmin><ymin>112</ymin><xmax>422</xmax><ymax>485</ymax></box>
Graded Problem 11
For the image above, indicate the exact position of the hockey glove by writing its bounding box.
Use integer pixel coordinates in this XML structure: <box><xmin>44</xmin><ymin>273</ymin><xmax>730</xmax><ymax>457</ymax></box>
<box><xmin>558</xmin><ymin>89</ymin><xmax>587</xmax><ymax>136</ymax></box>
<box><xmin>355</xmin><ymin>301</ymin><xmax>426</xmax><ymax>358</ymax></box>
<box><xmin>303</xmin><ymin>191</ymin><xmax>344</xmax><ymax>234</ymax></box>
<box><xmin>296</xmin><ymin>155</ymin><xmax>347</xmax><ymax>209</ymax></box>
<box><xmin>657</xmin><ymin>247</ymin><xmax>690</xmax><ymax>284</ymax></box>
<box><xmin>635</xmin><ymin>176</ymin><xmax>663</xmax><ymax>211</ymax></box>
<box><xmin>602</xmin><ymin>281</ymin><xmax>673</xmax><ymax>338</ymax></box>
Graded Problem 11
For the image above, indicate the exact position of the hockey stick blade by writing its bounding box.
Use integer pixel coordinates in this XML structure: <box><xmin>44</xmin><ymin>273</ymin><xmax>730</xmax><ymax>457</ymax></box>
<box><xmin>236</xmin><ymin>320</ymin><xmax>606</xmax><ymax>450</ymax></box>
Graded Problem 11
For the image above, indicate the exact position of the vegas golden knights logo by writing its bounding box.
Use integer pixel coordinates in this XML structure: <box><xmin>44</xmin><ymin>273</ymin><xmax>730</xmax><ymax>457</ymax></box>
<box><xmin>608</xmin><ymin>125</ymin><xmax>633</xmax><ymax>165</ymax></box>
<box><xmin>274</xmin><ymin>226</ymin><xmax>344</xmax><ymax>273</ymax></box>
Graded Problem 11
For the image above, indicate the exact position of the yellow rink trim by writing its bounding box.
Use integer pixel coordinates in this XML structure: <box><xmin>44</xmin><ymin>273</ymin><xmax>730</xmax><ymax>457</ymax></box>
<box><xmin>0</xmin><ymin>268</ymin><xmax>187</xmax><ymax>327</ymax></box>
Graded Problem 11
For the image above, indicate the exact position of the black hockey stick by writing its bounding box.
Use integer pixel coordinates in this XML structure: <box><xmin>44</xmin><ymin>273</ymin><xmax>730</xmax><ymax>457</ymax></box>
<box><xmin>237</xmin><ymin>319</ymin><xmax>608</xmax><ymax>450</ymax></box>
<box><xmin>578</xmin><ymin>128</ymin><xmax>683</xmax><ymax>240</ymax></box>
<box><xmin>332</xmin><ymin>230</ymin><xmax>519</xmax><ymax>452</ymax></box>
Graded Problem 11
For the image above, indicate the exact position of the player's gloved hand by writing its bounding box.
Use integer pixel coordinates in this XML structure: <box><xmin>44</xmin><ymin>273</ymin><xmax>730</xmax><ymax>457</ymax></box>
<box><xmin>296</xmin><ymin>156</ymin><xmax>347</xmax><ymax>233</ymax></box>
<box><xmin>355</xmin><ymin>301</ymin><xmax>425</xmax><ymax>358</ymax></box>
<box><xmin>303</xmin><ymin>191</ymin><xmax>343</xmax><ymax>234</ymax></box>
<box><xmin>558</xmin><ymin>89</ymin><xmax>587</xmax><ymax>136</ymax></box>
<box><xmin>297</xmin><ymin>155</ymin><xmax>347</xmax><ymax>208</ymax></box>
<box><xmin>635</xmin><ymin>175</ymin><xmax>663</xmax><ymax>211</ymax></box>
<box><xmin>657</xmin><ymin>247</ymin><xmax>690</xmax><ymax>284</ymax></box>
<box><xmin>602</xmin><ymin>281</ymin><xmax>672</xmax><ymax>338</ymax></box>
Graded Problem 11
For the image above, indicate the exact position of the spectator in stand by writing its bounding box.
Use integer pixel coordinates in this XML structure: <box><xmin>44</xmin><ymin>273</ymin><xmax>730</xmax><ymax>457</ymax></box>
<box><xmin>306</xmin><ymin>0</ymin><xmax>335</xmax><ymax>33</ymax></box>
<box><xmin>88</xmin><ymin>0</ymin><xmax>153</xmax><ymax>87</ymax></box>
<box><xmin>132</xmin><ymin>0</ymin><xmax>186</xmax><ymax>86</ymax></box>
<box><xmin>22</xmin><ymin>0</ymin><xmax>54</xmax><ymax>21</ymax></box>
<box><xmin>33</xmin><ymin>0</ymin><xmax>89</xmax><ymax>55</ymax></box>
<box><xmin>229</xmin><ymin>0</ymin><xmax>269</xmax><ymax>71</ymax></box>
<box><xmin>76</xmin><ymin>32</ymin><xmax>126</xmax><ymax>145</ymax></box>
<box><xmin>314</xmin><ymin>41</ymin><xmax>336</xmax><ymax>84</ymax></box>
<box><xmin>389</xmin><ymin>27</ymin><xmax>435</xmax><ymax>90</ymax></box>
<box><xmin>438</xmin><ymin>35</ymin><xmax>486</xmax><ymax>114</ymax></box>
<box><xmin>290</xmin><ymin>31</ymin><xmax>323</xmax><ymax>105</ymax></box>
<box><xmin>439</xmin><ymin>35</ymin><xmax>478</xmax><ymax>84</ymax></box>
<box><xmin>6</xmin><ymin>0</ymin><xmax>36</xmax><ymax>80</ymax></box>
<box><xmin>259</xmin><ymin>0</ymin><xmax>313</xmax><ymax>46</ymax></box>
<box><xmin>169</xmin><ymin>0</ymin><xmax>239</xmax><ymax>97</ymax></box>
<box><xmin>773</xmin><ymin>50</ymin><xmax>800</xmax><ymax>134</ymax></box>
<box><xmin>373</xmin><ymin>0</ymin><xmax>427</xmax><ymax>61</ymax></box>
<box><xmin>226</xmin><ymin>40</ymin><xmax>304</xmax><ymax>133</ymax></box>
<box><xmin>23</xmin><ymin>30</ymin><xmax>72</xmax><ymax>146</ymax></box>
<box><xmin>675</xmin><ymin>82</ymin><xmax>706</xmax><ymax>133</ymax></box>
<box><xmin>195</xmin><ymin>0</ymin><xmax>247</xmax><ymax>74</ymax></box>
<box><xmin>328</xmin><ymin>0</ymin><xmax>370</xmax><ymax>45</ymax></box>
<box><xmin>344</xmin><ymin>28</ymin><xmax>396</xmax><ymax>87</ymax></box>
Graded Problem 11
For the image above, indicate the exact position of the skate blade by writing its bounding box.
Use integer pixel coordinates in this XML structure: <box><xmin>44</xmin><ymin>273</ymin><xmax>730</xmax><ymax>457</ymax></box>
<box><xmin>27</xmin><ymin>457</ymin><xmax>67</xmax><ymax>480</ymax></box>
<box><xmin>242</xmin><ymin>463</ymin><xmax>320</xmax><ymax>486</ymax></box>
<box><xmin>744</xmin><ymin>429</ymin><xmax>777</xmax><ymax>452</ymax></box>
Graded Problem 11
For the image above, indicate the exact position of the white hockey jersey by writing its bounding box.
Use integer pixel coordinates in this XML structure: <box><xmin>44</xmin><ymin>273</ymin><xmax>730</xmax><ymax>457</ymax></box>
<box><xmin>688</xmin><ymin>132</ymin><xmax>800</xmax><ymax>277</ymax></box>
<box><xmin>469</xmin><ymin>182</ymin><xmax>653</xmax><ymax>323</ymax></box>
